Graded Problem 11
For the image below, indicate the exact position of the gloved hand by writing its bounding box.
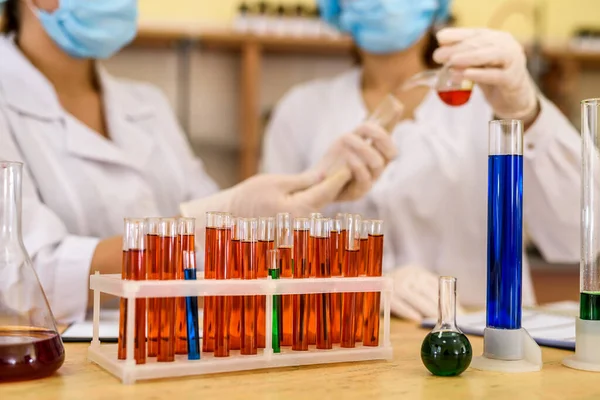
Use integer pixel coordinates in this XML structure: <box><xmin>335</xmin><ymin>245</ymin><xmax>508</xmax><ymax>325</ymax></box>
<box><xmin>313</xmin><ymin>121</ymin><xmax>398</xmax><ymax>202</ymax></box>
<box><xmin>433</xmin><ymin>28</ymin><xmax>539</xmax><ymax>123</ymax></box>
<box><xmin>180</xmin><ymin>170</ymin><xmax>341</xmax><ymax>220</ymax></box>
<box><xmin>389</xmin><ymin>265</ymin><xmax>465</xmax><ymax>322</ymax></box>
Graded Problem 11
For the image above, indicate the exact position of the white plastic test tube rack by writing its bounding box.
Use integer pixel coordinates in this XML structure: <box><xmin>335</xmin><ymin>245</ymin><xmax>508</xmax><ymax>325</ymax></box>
<box><xmin>88</xmin><ymin>272</ymin><xmax>393</xmax><ymax>384</ymax></box>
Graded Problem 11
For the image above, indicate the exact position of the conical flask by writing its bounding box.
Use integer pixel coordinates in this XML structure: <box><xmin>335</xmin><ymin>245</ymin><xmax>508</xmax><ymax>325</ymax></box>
<box><xmin>0</xmin><ymin>161</ymin><xmax>65</xmax><ymax>381</ymax></box>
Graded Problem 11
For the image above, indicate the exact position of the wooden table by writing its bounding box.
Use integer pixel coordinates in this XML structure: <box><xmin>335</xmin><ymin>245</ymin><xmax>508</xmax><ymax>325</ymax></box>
<box><xmin>2</xmin><ymin>320</ymin><xmax>598</xmax><ymax>400</ymax></box>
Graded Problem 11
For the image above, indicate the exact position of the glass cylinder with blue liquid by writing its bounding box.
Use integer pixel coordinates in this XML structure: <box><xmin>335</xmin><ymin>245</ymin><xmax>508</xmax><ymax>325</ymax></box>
<box><xmin>486</xmin><ymin>120</ymin><xmax>523</xmax><ymax>330</ymax></box>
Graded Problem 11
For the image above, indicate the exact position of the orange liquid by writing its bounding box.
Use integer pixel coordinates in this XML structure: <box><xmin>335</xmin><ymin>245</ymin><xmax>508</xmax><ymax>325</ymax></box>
<box><xmin>278</xmin><ymin>245</ymin><xmax>293</xmax><ymax>346</ymax></box>
<box><xmin>331</xmin><ymin>230</ymin><xmax>343</xmax><ymax>343</ymax></box>
<box><xmin>307</xmin><ymin>236</ymin><xmax>316</xmax><ymax>345</ymax></box>
<box><xmin>437</xmin><ymin>89</ymin><xmax>472</xmax><ymax>106</ymax></box>
<box><xmin>355</xmin><ymin>238</ymin><xmax>369</xmax><ymax>342</ymax></box>
<box><xmin>256</xmin><ymin>240</ymin><xmax>273</xmax><ymax>348</ymax></box>
<box><xmin>215</xmin><ymin>227</ymin><xmax>231</xmax><ymax>357</ymax></box>
<box><xmin>364</xmin><ymin>234</ymin><xmax>384</xmax><ymax>347</ymax></box>
<box><xmin>293</xmin><ymin>229</ymin><xmax>309</xmax><ymax>351</ymax></box>
<box><xmin>314</xmin><ymin>237</ymin><xmax>332</xmax><ymax>349</ymax></box>
<box><xmin>0</xmin><ymin>328</ymin><xmax>65</xmax><ymax>381</ymax></box>
<box><xmin>241</xmin><ymin>240</ymin><xmax>257</xmax><ymax>355</ymax></box>
<box><xmin>203</xmin><ymin>227</ymin><xmax>217</xmax><ymax>353</ymax></box>
<box><xmin>147</xmin><ymin>234</ymin><xmax>160</xmax><ymax>357</ymax></box>
<box><xmin>229</xmin><ymin>239</ymin><xmax>242</xmax><ymax>350</ymax></box>
<box><xmin>118</xmin><ymin>250</ymin><xmax>130</xmax><ymax>360</ymax></box>
<box><xmin>341</xmin><ymin>249</ymin><xmax>359</xmax><ymax>348</ymax></box>
<box><xmin>129</xmin><ymin>249</ymin><xmax>147</xmax><ymax>364</ymax></box>
<box><xmin>158</xmin><ymin>235</ymin><xmax>176</xmax><ymax>362</ymax></box>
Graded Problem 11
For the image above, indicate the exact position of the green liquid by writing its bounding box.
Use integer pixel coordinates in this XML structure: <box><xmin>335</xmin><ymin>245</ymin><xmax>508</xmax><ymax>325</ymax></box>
<box><xmin>580</xmin><ymin>292</ymin><xmax>600</xmax><ymax>320</ymax></box>
<box><xmin>421</xmin><ymin>331</ymin><xmax>472</xmax><ymax>377</ymax></box>
<box><xmin>269</xmin><ymin>268</ymin><xmax>281</xmax><ymax>353</ymax></box>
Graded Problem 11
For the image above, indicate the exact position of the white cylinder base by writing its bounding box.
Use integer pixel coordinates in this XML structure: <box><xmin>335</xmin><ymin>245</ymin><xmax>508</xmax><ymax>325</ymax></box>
<box><xmin>470</xmin><ymin>327</ymin><xmax>542</xmax><ymax>373</ymax></box>
<box><xmin>563</xmin><ymin>318</ymin><xmax>600</xmax><ymax>372</ymax></box>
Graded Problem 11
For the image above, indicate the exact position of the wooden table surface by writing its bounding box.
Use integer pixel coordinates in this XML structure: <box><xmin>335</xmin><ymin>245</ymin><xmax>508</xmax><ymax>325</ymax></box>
<box><xmin>2</xmin><ymin>320</ymin><xmax>598</xmax><ymax>400</ymax></box>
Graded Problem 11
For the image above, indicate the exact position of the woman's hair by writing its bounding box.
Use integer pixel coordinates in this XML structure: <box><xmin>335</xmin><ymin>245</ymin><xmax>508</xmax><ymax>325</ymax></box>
<box><xmin>0</xmin><ymin>0</ymin><xmax>20</xmax><ymax>34</ymax></box>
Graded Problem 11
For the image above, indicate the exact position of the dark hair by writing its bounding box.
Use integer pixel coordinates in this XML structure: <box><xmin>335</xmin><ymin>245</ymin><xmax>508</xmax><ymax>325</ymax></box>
<box><xmin>1</xmin><ymin>0</ymin><xmax>19</xmax><ymax>34</ymax></box>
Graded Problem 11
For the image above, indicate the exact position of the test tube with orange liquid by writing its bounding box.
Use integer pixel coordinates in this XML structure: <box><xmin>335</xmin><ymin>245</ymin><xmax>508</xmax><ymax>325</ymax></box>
<box><xmin>307</xmin><ymin>212</ymin><xmax>322</xmax><ymax>345</ymax></box>
<box><xmin>203</xmin><ymin>212</ymin><xmax>218</xmax><ymax>353</ymax></box>
<box><xmin>313</xmin><ymin>218</ymin><xmax>332</xmax><ymax>350</ymax></box>
<box><xmin>276</xmin><ymin>213</ymin><xmax>293</xmax><ymax>346</ymax></box>
<box><xmin>341</xmin><ymin>214</ymin><xmax>361</xmax><ymax>348</ymax></box>
<box><xmin>118</xmin><ymin>219</ymin><xmax>132</xmax><ymax>360</ymax></box>
<box><xmin>128</xmin><ymin>219</ymin><xmax>147</xmax><ymax>364</ymax></box>
<box><xmin>158</xmin><ymin>218</ymin><xmax>177</xmax><ymax>362</ymax></box>
<box><xmin>215</xmin><ymin>213</ymin><xmax>232</xmax><ymax>357</ymax></box>
<box><xmin>363</xmin><ymin>220</ymin><xmax>384</xmax><ymax>346</ymax></box>
<box><xmin>229</xmin><ymin>217</ymin><xmax>242</xmax><ymax>350</ymax></box>
<box><xmin>145</xmin><ymin>218</ymin><xmax>161</xmax><ymax>357</ymax></box>
<box><xmin>240</xmin><ymin>218</ymin><xmax>258</xmax><ymax>355</ymax></box>
<box><xmin>292</xmin><ymin>217</ymin><xmax>310</xmax><ymax>351</ymax></box>
<box><xmin>331</xmin><ymin>213</ymin><xmax>348</xmax><ymax>344</ymax></box>
<box><xmin>355</xmin><ymin>220</ymin><xmax>370</xmax><ymax>342</ymax></box>
<box><xmin>257</xmin><ymin>217</ymin><xmax>275</xmax><ymax>348</ymax></box>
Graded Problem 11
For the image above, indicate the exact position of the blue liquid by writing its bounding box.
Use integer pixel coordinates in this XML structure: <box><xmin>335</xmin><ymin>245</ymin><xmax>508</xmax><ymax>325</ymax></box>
<box><xmin>184</xmin><ymin>268</ymin><xmax>200</xmax><ymax>360</ymax></box>
<box><xmin>486</xmin><ymin>155</ymin><xmax>523</xmax><ymax>329</ymax></box>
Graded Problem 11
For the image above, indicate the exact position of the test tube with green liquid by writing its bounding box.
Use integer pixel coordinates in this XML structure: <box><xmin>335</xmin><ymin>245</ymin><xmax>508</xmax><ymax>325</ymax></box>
<box><xmin>581</xmin><ymin>99</ymin><xmax>600</xmax><ymax>321</ymax></box>
<box><xmin>268</xmin><ymin>249</ymin><xmax>281</xmax><ymax>353</ymax></box>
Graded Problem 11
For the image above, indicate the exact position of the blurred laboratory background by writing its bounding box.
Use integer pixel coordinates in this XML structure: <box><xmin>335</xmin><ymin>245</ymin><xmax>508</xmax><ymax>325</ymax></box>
<box><xmin>33</xmin><ymin>0</ymin><xmax>600</xmax><ymax>301</ymax></box>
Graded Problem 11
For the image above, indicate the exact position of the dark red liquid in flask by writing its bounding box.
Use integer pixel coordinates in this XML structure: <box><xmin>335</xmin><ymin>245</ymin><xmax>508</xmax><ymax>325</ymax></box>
<box><xmin>437</xmin><ymin>89</ymin><xmax>472</xmax><ymax>106</ymax></box>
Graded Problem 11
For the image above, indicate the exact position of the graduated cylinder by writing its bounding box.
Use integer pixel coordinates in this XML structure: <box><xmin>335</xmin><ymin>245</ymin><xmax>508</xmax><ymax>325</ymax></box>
<box><xmin>581</xmin><ymin>99</ymin><xmax>600</xmax><ymax>321</ymax></box>
<box><xmin>486</xmin><ymin>120</ymin><xmax>523</xmax><ymax>330</ymax></box>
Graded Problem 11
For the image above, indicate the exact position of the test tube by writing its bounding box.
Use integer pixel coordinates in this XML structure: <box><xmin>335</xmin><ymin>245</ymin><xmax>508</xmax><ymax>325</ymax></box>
<box><xmin>312</xmin><ymin>218</ymin><xmax>332</xmax><ymax>349</ymax></box>
<box><xmin>580</xmin><ymin>99</ymin><xmax>600</xmax><ymax>321</ymax></box>
<box><xmin>203</xmin><ymin>211</ymin><xmax>218</xmax><ymax>353</ymax></box>
<box><xmin>118</xmin><ymin>219</ymin><xmax>132</xmax><ymax>360</ymax></box>
<box><xmin>145</xmin><ymin>217</ymin><xmax>160</xmax><ymax>357</ymax></box>
<box><xmin>355</xmin><ymin>220</ymin><xmax>370</xmax><ymax>342</ymax></box>
<box><xmin>215</xmin><ymin>213</ymin><xmax>232</xmax><ymax>357</ymax></box>
<box><xmin>276</xmin><ymin>213</ymin><xmax>293</xmax><ymax>346</ymax></box>
<box><xmin>241</xmin><ymin>218</ymin><xmax>258</xmax><ymax>355</ymax></box>
<box><xmin>229</xmin><ymin>217</ymin><xmax>242</xmax><ymax>350</ymax></box>
<box><xmin>486</xmin><ymin>120</ymin><xmax>523</xmax><ymax>330</ymax></box>
<box><xmin>158</xmin><ymin>218</ymin><xmax>177</xmax><ymax>362</ymax></box>
<box><xmin>269</xmin><ymin>249</ymin><xmax>281</xmax><ymax>353</ymax></box>
<box><xmin>331</xmin><ymin>213</ymin><xmax>348</xmax><ymax>343</ymax></box>
<box><xmin>257</xmin><ymin>216</ymin><xmax>275</xmax><ymax>348</ymax></box>
<box><xmin>341</xmin><ymin>214</ymin><xmax>361</xmax><ymax>348</ymax></box>
<box><xmin>292</xmin><ymin>217</ymin><xmax>310</xmax><ymax>351</ymax></box>
<box><xmin>364</xmin><ymin>220</ymin><xmax>384</xmax><ymax>346</ymax></box>
<box><xmin>175</xmin><ymin>218</ymin><xmax>194</xmax><ymax>354</ymax></box>
<box><xmin>179</xmin><ymin>218</ymin><xmax>200</xmax><ymax>360</ymax></box>
<box><xmin>307</xmin><ymin>212</ymin><xmax>322</xmax><ymax>345</ymax></box>
<box><xmin>128</xmin><ymin>219</ymin><xmax>147</xmax><ymax>364</ymax></box>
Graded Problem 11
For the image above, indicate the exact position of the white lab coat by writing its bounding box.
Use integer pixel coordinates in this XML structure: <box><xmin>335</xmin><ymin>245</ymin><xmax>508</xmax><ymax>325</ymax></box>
<box><xmin>262</xmin><ymin>68</ymin><xmax>583</xmax><ymax>307</ymax></box>
<box><xmin>0</xmin><ymin>36</ymin><xmax>219</xmax><ymax>322</ymax></box>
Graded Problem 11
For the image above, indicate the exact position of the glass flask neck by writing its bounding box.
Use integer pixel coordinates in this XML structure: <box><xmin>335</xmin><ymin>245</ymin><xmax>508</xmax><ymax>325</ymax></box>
<box><xmin>1</xmin><ymin>162</ymin><xmax>23</xmax><ymax>242</ymax></box>
<box><xmin>433</xmin><ymin>276</ymin><xmax>460</xmax><ymax>332</ymax></box>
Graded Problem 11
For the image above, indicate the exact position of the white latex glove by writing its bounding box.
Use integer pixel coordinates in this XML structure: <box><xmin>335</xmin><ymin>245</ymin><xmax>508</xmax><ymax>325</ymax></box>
<box><xmin>180</xmin><ymin>171</ymin><xmax>340</xmax><ymax>221</ymax></box>
<box><xmin>313</xmin><ymin>122</ymin><xmax>398</xmax><ymax>202</ymax></box>
<box><xmin>389</xmin><ymin>265</ymin><xmax>465</xmax><ymax>322</ymax></box>
<box><xmin>433</xmin><ymin>27</ymin><xmax>539</xmax><ymax>123</ymax></box>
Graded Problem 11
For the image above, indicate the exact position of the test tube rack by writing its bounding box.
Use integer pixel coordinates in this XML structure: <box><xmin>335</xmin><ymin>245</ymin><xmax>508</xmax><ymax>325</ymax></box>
<box><xmin>88</xmin><ymin>272</ymin><xmax>393</xmax><ymax>384</ymax></box>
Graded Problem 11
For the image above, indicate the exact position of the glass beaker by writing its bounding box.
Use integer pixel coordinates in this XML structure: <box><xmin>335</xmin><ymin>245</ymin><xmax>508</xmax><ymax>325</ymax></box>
<box><xmin>0</xmin><ymin>161</ymin><xmax>65</xmax><ymax>381</ymax></box>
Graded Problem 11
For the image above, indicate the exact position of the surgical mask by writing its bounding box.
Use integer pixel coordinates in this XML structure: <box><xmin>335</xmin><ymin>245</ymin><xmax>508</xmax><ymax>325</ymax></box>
<box><xmin>28</xmin><ymin>0</ymin><xmax>138</xmax><ymax>59</ymax></box>
<box><xmin>319</xmin><ymin>0</ymin><xmax>449</xmax><ymax>54</ymax></box>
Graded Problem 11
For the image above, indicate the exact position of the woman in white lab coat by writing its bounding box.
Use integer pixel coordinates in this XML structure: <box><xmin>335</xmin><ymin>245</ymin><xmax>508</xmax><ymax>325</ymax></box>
<box><xmin>0</xmin><ymin>0</ymin><xmax>396</xmax><ymax>322</ymax></box>
<box><xmin>262</xmin><ymin>0</ymin><xmax>584</xmax><ymax>320</ymax></box>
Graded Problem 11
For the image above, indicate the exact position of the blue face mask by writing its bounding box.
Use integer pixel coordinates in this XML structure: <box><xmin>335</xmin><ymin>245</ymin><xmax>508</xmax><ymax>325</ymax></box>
<box><xmin>29</xmin><ymin>0</ymin><xmax>138</xmax><ymax>59</ymax></box>
<box><xmin>319</xmin><ymin>0</ymin><xmax>450</xmax><ymax>54</ymax></box>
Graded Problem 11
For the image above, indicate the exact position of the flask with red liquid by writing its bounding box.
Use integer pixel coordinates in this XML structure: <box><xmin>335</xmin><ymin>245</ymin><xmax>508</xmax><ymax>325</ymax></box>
<box><xmin>0</xmin><ymin>161</ymin><xmax>65</xmax><ymax>381</ymax></box>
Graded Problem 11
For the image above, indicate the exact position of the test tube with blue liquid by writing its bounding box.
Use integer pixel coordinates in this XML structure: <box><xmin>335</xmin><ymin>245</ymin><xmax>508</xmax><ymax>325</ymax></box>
<box><xmin>180</xmin><ymin>218</ymin><xmax>200</xmax><ymax>360</ymax></box>
<box><xmin>471</xmin><ymin>120</ymin><xmax>542</xmax><ymax>373</ymax></box>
